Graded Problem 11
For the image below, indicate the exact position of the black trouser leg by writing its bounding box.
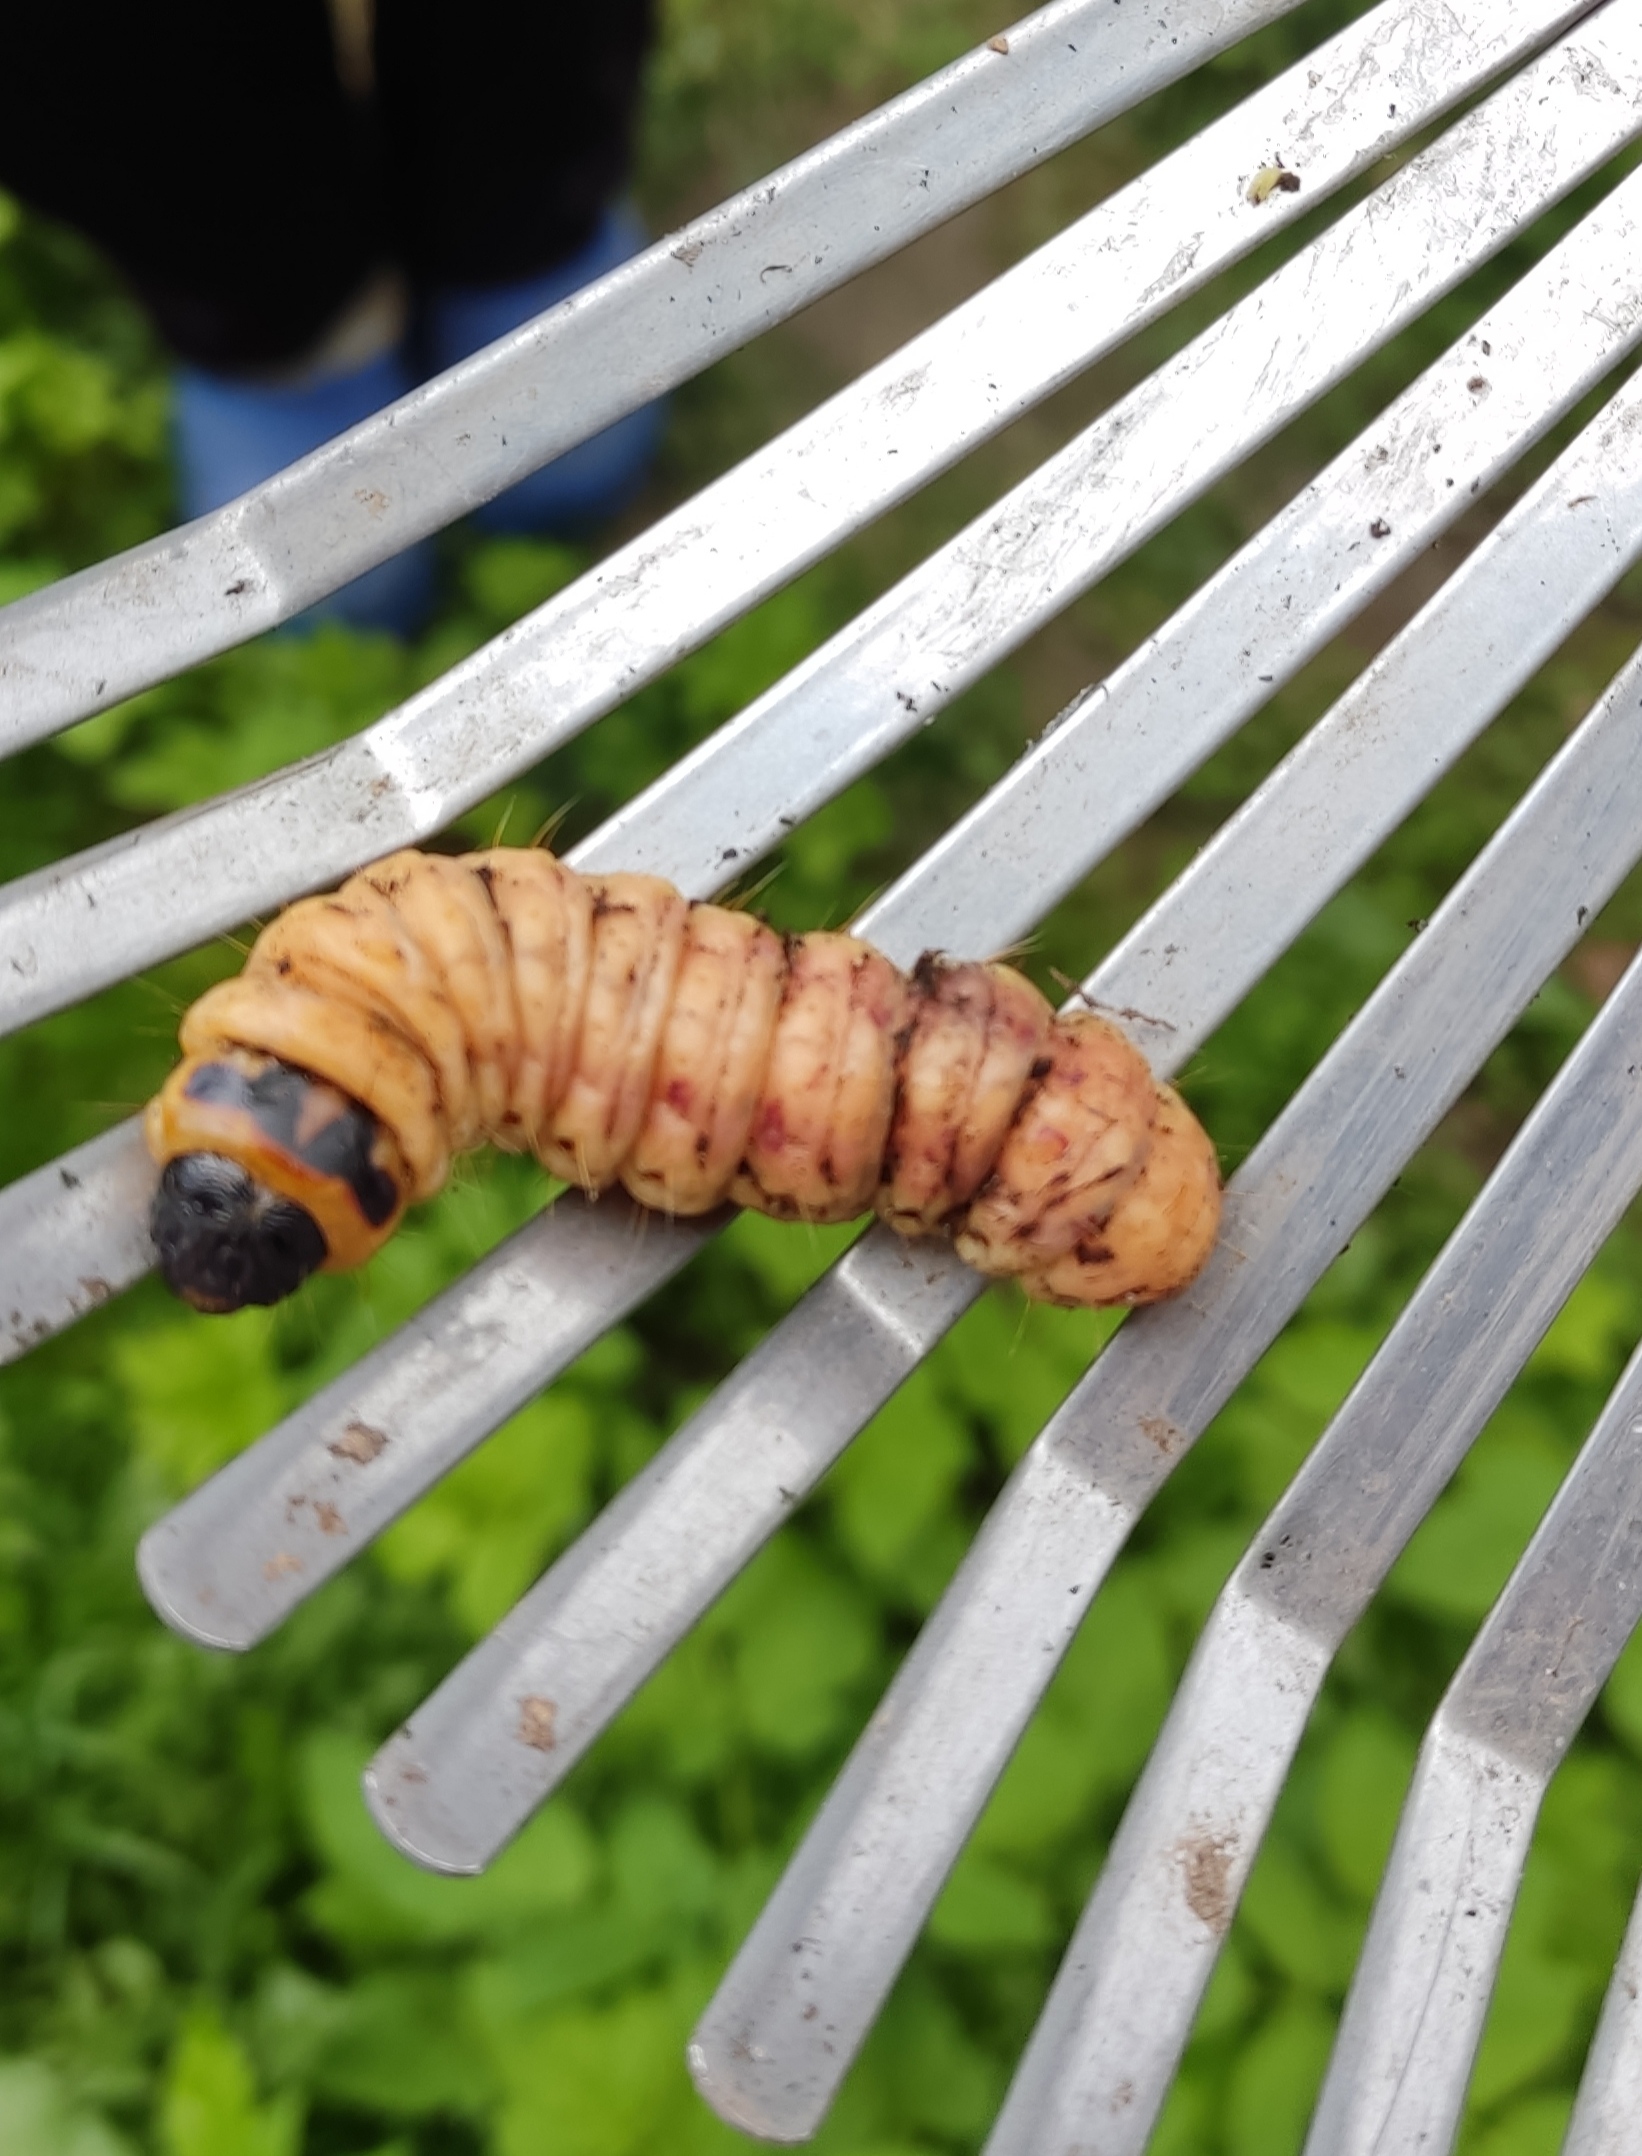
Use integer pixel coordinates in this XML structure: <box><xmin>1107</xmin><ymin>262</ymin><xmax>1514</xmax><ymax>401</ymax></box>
<box><xmin>1</xmin><ymin>0</ymin><xmax>656</xmax><ymax>369</ymax></box>
<box><xmin>3</xmin><ymin>1</ymin><xmax>379</xmax><ymax>369</ymax></box>
<box><xmin>375</xmin><ymin>0</ymin><xmax>655</xmax><ymax>287</ymax></box>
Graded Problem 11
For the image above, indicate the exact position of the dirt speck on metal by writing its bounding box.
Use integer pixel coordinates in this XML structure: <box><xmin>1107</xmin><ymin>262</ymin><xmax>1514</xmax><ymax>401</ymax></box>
<box><xmin>518</xmin><ymin>1696</ymin><xmax>558</xmax><ymax>1751</ymax></box>
<box><xmin>1139</xmin><ymin>1413</ymin><xmax>1183</xmax><ymax>1455</ymax></box>
<box><xmin>330</xmin><ymin>1419</ymin><xmax>388</xmax><ymax>1464</ymax></box>
<box><xmin>1176</xmin><ymin>1830</ymin><xmax>1238</xmax><ymax>1933</ymax></box>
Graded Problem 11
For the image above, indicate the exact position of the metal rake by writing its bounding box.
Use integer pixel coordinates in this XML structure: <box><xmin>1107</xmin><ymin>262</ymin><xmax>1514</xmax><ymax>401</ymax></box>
<box><xmin>7</xmin><ymin>0</ymin><xmax>1642</xmax><ymax>2147</ymax></box>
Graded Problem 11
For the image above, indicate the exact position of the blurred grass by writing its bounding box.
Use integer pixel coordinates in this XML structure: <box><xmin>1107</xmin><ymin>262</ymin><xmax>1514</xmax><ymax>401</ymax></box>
<box><xmin>4</xmin><ymin>1</ymin><xmax>1642</xmax><ymax>2152</ymax></box>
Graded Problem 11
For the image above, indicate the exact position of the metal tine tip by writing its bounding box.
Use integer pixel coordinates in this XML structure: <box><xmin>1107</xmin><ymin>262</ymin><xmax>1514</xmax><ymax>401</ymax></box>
<box><xmin>139</xmin><ymin>153</ymin><xmax>1642</xmax><ymax>1656</ymax></box>
<box><xmin>1566</xmin><ymin>1841</ymin><xmax>1642</xmax><ymax>2152</ymax></box>
<box><xmin>0</xmin><ymin>0</ymin><xmax>1317</xmax><ymax>744</ymax></box>
<box><xmin>2</xmin><ymin>0</ymin><xmax>1633</xmax><ymax>1049</ymax></box>
<box><xmin>5</xmin><ymin>0</ymin><xmax>1640</xmax><ymax>1373</ymax></box>
<box><xmin>985</xmin><ymin>969</ymin><xmax>1642</xmax><ymax>2156</ymax></box>
<box><xmin>1302</xmin><ymin>1264</ymin><xmax>1642</xmax><ymax>2154</ymax></box>
<box><xmin>362</xmin><ymin>317</ymin><xmax>1642</xmax><ymax>1881</ymax></box>
<box><xmin>686</xmin><ymin>623</ymin><xmax>1642</xmax><ymax>2141</ymax></box>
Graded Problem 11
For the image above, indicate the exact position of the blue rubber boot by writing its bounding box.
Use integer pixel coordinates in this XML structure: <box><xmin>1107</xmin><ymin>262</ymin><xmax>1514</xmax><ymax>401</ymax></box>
<box><xmin>173</xmin><ymin>342</ymin><xmax>436</xmax><ymax>636</ymax></box>
<box><xmin>423</xmin><ymin>204</ymin><xmax>667</xmax><ymax>536</ymax></box>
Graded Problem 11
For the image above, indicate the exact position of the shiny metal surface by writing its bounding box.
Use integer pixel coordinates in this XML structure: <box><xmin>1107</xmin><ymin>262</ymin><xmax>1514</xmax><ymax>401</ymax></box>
<box><xmin>0</xmin><ymin>0</ymin><xmax>1631</xmax><ymax>1047</ymax></box>
<box><xmin>989</xmin><ymin>961</ymin><xmax>1642</xmax><ymax>2156</ymax></box>
<box><xmin>7</xmin><ymin>5</ymin><xmax>1642</xmax><ymax>2147</ymax></box>
<box><xmin>2</xmin><ymin>0</ymin><xmax>1635</xmax><ymax>1369</ymax></box>
<box><xmin>0</xmin><ymin>0</ymin><xmax>1317</xmax><ymax>745</ymax></box>
<box><xmin>1305</xmin><ymin>1304</ymin><xmax>1642</xmax><ymax>2154</ymax></box>
<box><xmin>140</xmin><ymin>144</ymin><xmax>1642</xmax><ymax>1658</ymax></box>
<box><xmin>1566</xmin><ymin>1860</ymin><xmax>1642</xmax><ymax>2152</ymax></box>
<box><xmin>364</xmin><ymin>253</ymin><xmax>1642</xmax><ymax>1884</ymax></box>
<box><xmin>688</xmin><ymin>622</ymin><xmax>1642</xmax><ymax>2142</ymax></box>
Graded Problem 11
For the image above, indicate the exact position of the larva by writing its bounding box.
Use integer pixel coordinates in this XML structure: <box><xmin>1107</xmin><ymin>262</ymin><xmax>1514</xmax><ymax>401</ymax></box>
<box><xmin>144</xmin><ymin>847</ymin><xmax>1222</xmax><ymax>1315</ymax></box>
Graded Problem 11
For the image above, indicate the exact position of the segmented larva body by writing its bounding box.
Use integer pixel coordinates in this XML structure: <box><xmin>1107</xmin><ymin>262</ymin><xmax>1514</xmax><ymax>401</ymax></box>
<box><xmin>144</xmin><ymin>847</ymin><xmax>1222</xmax><ymax>1314</ymax></box>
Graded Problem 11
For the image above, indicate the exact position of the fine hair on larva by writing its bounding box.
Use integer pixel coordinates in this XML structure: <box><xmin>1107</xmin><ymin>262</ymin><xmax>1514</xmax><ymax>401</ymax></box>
<box><xmin>143</xmin><ymin>846</ymin><xmax>1223</xmax><ymax>1315</ymax></box>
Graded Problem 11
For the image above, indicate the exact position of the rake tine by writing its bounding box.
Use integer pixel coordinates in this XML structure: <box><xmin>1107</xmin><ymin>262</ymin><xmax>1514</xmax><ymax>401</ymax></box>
<box><xmin>137</xmin><ymin>1195</ymin><xmax>717</xmax><ymax>1650</ymax></box>
<box><xmin>1304</xmin><ymin>1344</ymin><xmax>1642</xmax><ymax>2153</ymax></box>
<box><xmin>363</xmin><ymin>340</ymin><xmax>1642</xmax><ymax>1873</ymax></box>
<box><xmin>985</xmin><ymin>964</ymin><xmax>1642</xmax><ymax>2156</ymax></box>
<box><xmin>1566</xmin><ymin>1861</ymin><xmax>1642</xmax><ymax>2152</ymax></box>
<box><xmin>0</xmin><ymin>0</ymin><xmax>1317</xmax><ymax>744</ymax></box>
<box><xmin>688</xmin><ymin>628</ymin><xmax>1642</xmax><ymax>2140</ymax></box>
<box><xmin>4</xmin><ymin>0</ymin><xmax>1637</xmax><ymax>1376</ymax></box>
<box><xmin>136</xmin><ymin>168</ymin><xmax>1642</xmax><ymax>1652</ymax></box>
<box><xmin>3</xmin><ymin>3</ymin><xmax>1633</xmax><ymax>1047</ymax></box>
<box><xmin>0</xmin><ymin>1122</ymin><xmax>158</xmax><ymax>1361</ymax></box>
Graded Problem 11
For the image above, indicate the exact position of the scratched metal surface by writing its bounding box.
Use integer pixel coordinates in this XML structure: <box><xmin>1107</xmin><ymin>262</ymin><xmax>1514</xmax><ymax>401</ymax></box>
<box><xmin>0</xmin><ymin>0</ymin><xmax>1616</xmax><ymax>1358</ymax></box>
<box><xmin>0</xmin><ymin>0</ymin><xmax>1318</xmax><ymax>746</ymax></box>
<box><xmin>8</xmin><ymin>3</ymin><xmax>1642</xmax><ymax>2152</ymax></box>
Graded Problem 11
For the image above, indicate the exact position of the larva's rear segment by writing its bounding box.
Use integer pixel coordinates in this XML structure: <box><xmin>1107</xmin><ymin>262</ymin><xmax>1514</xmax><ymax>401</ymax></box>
<box><xmin>144</xmin><ymin>844</ymin><xmax>1223</xmax><ymax>1317</ymax></box>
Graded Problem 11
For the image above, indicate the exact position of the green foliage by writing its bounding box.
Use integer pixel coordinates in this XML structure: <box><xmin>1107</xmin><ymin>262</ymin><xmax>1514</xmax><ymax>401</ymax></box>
<box><xmin>6</xmin><ymin>2</ymin><xmax>1642</xmax><ymax>2152</ymax></box>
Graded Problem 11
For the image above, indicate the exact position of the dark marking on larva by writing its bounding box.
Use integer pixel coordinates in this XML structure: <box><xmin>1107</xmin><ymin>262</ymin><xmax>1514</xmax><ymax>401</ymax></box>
<box><xmin>184</xmin><ymin>1060</ymin><xmax>399</xmax><ymax>1225</ymax></box>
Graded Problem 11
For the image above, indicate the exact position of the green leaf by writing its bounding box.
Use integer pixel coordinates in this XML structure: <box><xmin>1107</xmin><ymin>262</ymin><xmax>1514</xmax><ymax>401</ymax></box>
<box><xmin>927</xmin><ymin>1849</ymin><xmax>1057</xmax><ymax>1952</ymax></box>
<box><xmin>1259</xmin><ymin>1321</ymin><xmax>1382</xmax><ymax>1423</ymax></box>
<box><xmin>1236</xmin><ymin>1839</ymin><xmax>1360</xmax><ymax>1992</ymax></box>
<box><xmin>1527</xmin><ymin>1265</ymin><xmax>1636</xmax><ymax>1382</ymax></box>
<box><xmin>114</xmin><ymin>1309</ymin><xmax>284</xmax><ymax>1490</ymax></box>
<box><xmin>676</xmin><ymin>580</ymin><xmax>831</xmax><ymax>726</ymax></box>
<box><xmin>0</xmin><ymin>2058</ymin><xmax>133</xmax><ymax>2156</ymax></box>
<box><xmin>608</xmin><ymin>1797</ymin><xmax>721</xmax><ymax>1925</ymax></box>
<box><xmin>1468</xmin><ymin>1945</ymin><xmax>1587</xmax><ymax>2112</ymax></box>
<box><xmin>938</xmin><ymin>1283</ymin><xmax>1106</xmax><ymax>1467</ymax></box>
<box><xmin>488</xmin><ymin>1963</ymin><xmax>740</xmax><ymax>2156</ymax></box>
<box><xmin>1462</xmin><ymin>2091</ymin><xmax>1574</xmax><ymax>2156</ymax></box>
<box><xmin>375</xmin><ymin>1388</ymin><xmax>597</xmax><ymax>1636</ymax></box>
<box><xmin>299</xmin><ymin>1729</ymin><xmax>598</xmax><ymax>1951</ymax></box>
<box><xmin>1387</xmin><ymin>1416</ymin><xmax>1567</xmax><ymax>1622</ymax></box>
<box><xmin>1602</xmin><ymin>1620</ymin><xmax>1642</xmax><ymax>1757</ymax></box>
<box><xmin>1194</xmin><ymin>1936</ymin><xmax>1257</xmax><ymax>2041</ymax></box>
<box><xmin>463</xmin><ymin>537</ymin><xmax>584</xmax><ymax>625</ymax></box>
<box><xmin>159</xmin><ymin>2012</ymin><xmax>301</xmax><ymax>2156</ymax></box>
<box><xmin>1317</xmin><ymin>1708</ymin><xmax>1417</xmax><ymax>1905</ymax></box>
<box><xmin>720</xmin><ymin>1536</ymin><xmax>880</xmax><ymax>1759</ymax></box>
<box><xmin>970</xmin><ymin>1565</ymin><xmax>1172</xmax><ymax>1858</ymax></box>
<box><xmin>717</xmin><ymin>1203</ymin><xmax>863</xmax><ymax>1306</ymax></box>
<box><xmin>826</xmin><ymin>1362</ymin><xmax>973</xmax><ymax>1592</ymax></box>
<box><xmin>1223</xmin><ymin>1995</ymin><xmax>1335</xmax><ymax>2156</ymax></box>
<box><xmin>877</xmin><ymin>1972</ymin><xmax>1005</xmax><ymax>2137</ymax></box>
<box><xmin>307</xmin><ymin>1970</ymin><xmax>494</xmax><ymax>2118</ymax></box>
<box><xmin>15</xmin><ymin>341</ymin><xmax>124</xmax><ymax>454</ymax></box>
<box><xmin>1150</xmin><ymin>2068</ymin><xmax>1215</xmax><ymax>2156</ymax></box>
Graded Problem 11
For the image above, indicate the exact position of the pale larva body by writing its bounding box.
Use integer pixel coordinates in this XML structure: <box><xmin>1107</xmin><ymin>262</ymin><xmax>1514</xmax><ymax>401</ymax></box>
<box><xmin>144</xmin><ymin>847</ymin><xmax>1221</xmax><ymax>1314</ymax></box>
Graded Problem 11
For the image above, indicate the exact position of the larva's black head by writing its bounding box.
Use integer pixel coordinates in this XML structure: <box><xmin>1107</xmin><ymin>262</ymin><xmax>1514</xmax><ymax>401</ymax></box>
<box><xmin>151</xmin><ymin>1154</ymin><xmax>328</xmax><ymax>1313</ymax></box>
